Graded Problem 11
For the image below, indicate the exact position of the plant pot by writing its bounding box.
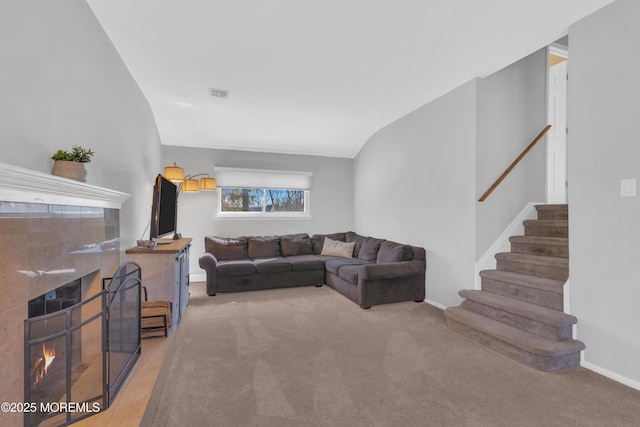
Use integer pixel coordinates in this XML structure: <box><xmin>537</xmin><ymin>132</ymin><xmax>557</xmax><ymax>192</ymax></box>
<box><xmin>52</xmin><ymin>160</ymin><xmax>87</xmax><ymax>182</ymax></box>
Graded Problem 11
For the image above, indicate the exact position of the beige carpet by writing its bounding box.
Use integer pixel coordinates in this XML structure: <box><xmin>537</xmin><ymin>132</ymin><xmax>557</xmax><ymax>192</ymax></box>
<box><xmin>141</xmin><ymin>283</ymin><xmax>640</xmax><ymax>427</ymax></box>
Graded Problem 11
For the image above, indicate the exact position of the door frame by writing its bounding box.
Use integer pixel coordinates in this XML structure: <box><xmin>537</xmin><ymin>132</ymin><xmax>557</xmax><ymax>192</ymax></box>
<box><xmin>546</xmin><ymin>43</ymin><xmax>569</xmax><ymax>203</ymax></box>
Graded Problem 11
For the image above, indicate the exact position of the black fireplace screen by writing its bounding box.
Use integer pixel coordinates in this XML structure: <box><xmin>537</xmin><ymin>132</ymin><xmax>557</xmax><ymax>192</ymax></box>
<box><xmin>105</xmin><ymin>261</ymin><xmax>142</xmax><ymax>407</ymax></box>
<box><xmin>24</xmin><ymin>262</ymin><xmax>142</xmax><ymax>427</ymax></box>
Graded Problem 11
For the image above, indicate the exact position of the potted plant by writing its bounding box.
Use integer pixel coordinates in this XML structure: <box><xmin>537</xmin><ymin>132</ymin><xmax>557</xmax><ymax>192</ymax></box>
<box><xmin>51</xmin><ymin>145</ymin><xmax>95</xmax><ymax>182</ymax></box>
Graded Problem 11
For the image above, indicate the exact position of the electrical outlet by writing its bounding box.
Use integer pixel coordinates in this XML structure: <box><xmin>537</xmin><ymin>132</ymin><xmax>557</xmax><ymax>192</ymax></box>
<box><xmin>620</xmin><ymin>178</ymin><xmax>636</xmax><ymax>197</ymax></box>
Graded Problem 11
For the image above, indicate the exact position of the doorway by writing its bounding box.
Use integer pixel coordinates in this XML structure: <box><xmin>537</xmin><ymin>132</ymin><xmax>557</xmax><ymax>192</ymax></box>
<box><xmin>547</xmin><ymin>43</ymin><xmax>568</xmax><ymax>204</ymax></box>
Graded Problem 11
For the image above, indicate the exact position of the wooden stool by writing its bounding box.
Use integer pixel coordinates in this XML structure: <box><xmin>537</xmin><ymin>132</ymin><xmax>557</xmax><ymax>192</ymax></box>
<box><xmin>141</xmin><ymin>300</ymin><xmax>172</xmax><ymax>338</ymax></box>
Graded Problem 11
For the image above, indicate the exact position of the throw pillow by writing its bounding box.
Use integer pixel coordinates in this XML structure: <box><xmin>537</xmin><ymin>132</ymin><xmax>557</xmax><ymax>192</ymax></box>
<box><xmin>248</xmin><ymin>236</ymin><xmax>281</xmax><ymax>259</ymax></box>
<box><xmin>320</xmin><ymin>237</ymin><xmax>355</xmax><ymax>258</ymax></box>
<box><xmin>311</xmin><ymin>232</ymin><xmax>347</xmax><ymax>254</ymax></box>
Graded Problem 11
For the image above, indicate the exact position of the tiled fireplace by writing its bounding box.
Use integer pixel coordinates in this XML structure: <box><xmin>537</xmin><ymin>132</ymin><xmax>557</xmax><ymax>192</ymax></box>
<box><xmin>0</xmin><ymin>163</ymin><xmax>130</xmax><ymax>427</ymax></box>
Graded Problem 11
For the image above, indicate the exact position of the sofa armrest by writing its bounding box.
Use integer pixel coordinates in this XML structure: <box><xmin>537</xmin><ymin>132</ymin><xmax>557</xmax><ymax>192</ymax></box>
<box><xmin>198</xmin><ymin>253</ymin><xmax>219</xmax><ymax>296</ymax></box>
<box><xmin>360</xmin><ymin>261</ymin><xmax>425</xmax><ymax>281</ymax></box>
<box><xmin>199</xmin><ymin>252</ymin><xmax>218</xmax><ymax>271</ymax></box>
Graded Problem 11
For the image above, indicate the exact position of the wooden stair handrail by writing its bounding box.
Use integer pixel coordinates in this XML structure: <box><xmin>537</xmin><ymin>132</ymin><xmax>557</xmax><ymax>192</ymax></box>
<box><xmin>478</xmin><ymin>124</ymin><xmax>552</xmax><ymax>202</ymax></box>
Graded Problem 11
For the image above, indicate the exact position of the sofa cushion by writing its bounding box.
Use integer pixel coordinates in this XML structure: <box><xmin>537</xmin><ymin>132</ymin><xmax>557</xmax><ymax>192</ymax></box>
<box><xmin>324</xmin><ymin>258</ymin><xmax>371</xmax><ymax>275</ymax></box>
<box><xmin>358</xmin><ymin>237</ymin><xmax>385</xmax><ymax>262</ymax></box>
<box><xmin>254</xmin><ymin>257</ymin><xmax>292</xmax><ymax>274</ymax></box>
<box><xmin>205</xmin><ymin>236</ymin><xmax>248</xmax><ymax>261</ymax></box>
<box><xmin>248</xmin><ymin>236</ymin><xmax>281</xmax><ymax>259</ymax></box>
<box><xmin>285</xmin><ymin>255</ymin><xmax>326</xmax><ymax>271</ymax></box>
<box><xmin>311</xmin><ymin>232</ymin><xmax>346</xmax><ymax>254</ymax></box>
<box><xmin>217</xmin><ymin>260</ymin><xmax>256</xmax><ymax>276</ymax></box>
<box><xmin>346</xmin><ymin>231</ymin><xmax>365</xmax><ymax>257</ymax></box>
<box><xmin>280</xmin><ymin>233</ymin><xmax>313</xmax><ymax>256</ymax></box>
<box><xmin>321</xmin><ymin>237</ymin><xmax>355</xmax><ymax>258</ymax></box>
<box><xmin>338</xmin><ymin>265</ymin><xmax>362</xmax><ymax>284</ymax></box>
<box><xmin>376</xmin><ymin>241</ymin><xmax>413</xmax><ymax>264</ymax></box>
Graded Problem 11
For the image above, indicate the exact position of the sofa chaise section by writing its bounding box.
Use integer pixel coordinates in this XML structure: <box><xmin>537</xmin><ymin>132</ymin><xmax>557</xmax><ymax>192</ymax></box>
<box><xmin>322</xmin><ymin>233</ymin><xmax>426</xmax><ymax>309</ymax></box>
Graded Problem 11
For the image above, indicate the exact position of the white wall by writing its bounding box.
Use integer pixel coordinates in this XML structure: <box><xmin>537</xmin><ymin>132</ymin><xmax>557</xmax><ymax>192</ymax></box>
<box><xmin>354</xmin><ymin>81</ymin><xmax>477</xmax><ymax>307</ymax></box>
<box><xmin>0</xmin><ymin>0</ymin><xmax>162</xmax><ymax>252</ymax></box>
<box><xmin>569</xmin><ymin>0</ymin><xmax>640</xmax><ymax>385</ymax></box>
<box><xmin>162</xmin><ymin>146</ymin><xmax>355</xmax><ymax>277</ymax></box>
<box><xmin>475</xmin><ymin>49</ymin><xmax>548</xmax><ymax>258</ymax></box>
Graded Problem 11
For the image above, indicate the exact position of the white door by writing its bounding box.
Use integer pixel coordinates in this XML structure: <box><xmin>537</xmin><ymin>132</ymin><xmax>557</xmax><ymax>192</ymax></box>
<box><xmin>547</xmin><ymin>49</ymin><xmax>568</xmax><ymax>204</ymax></box>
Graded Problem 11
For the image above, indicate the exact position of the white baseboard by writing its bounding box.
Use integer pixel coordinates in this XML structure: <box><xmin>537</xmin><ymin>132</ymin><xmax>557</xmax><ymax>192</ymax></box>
<box><xmin>474</xmin><ymin>202</ymin><xmax>543</xmax><ymax>289</ymax></box>
<box><xmin>424</xmin><ymin>298</ymin><xmax>448</xmax><ymax>310</ymax></box>
<box><xmin>189</xmin><ymin>273</ymin><xmax>206</xmax><ymax>283</ymax></box>
<box><xmin>581</xmin><ymin>361</ymin><xmax>640</xmax><ymax>392</ymax></box>
<box><xmin>564</xmin><ymin>278</ymin><xmax>571</xmax><ymax>315</ymax></box>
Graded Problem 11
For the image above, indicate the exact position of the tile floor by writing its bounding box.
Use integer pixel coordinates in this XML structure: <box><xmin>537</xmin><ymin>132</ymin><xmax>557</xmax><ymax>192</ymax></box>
<box><xmin>73</xmin><ymin>334</ymin><xmax>173</xmax><ymax>427</ymax></box>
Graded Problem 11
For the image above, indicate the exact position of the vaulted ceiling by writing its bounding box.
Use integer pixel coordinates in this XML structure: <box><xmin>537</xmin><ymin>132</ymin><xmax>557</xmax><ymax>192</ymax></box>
<box><xmin>87</xmin><ymin>0</ymin><xmax>614</xmax><ymax>158</ymax></box>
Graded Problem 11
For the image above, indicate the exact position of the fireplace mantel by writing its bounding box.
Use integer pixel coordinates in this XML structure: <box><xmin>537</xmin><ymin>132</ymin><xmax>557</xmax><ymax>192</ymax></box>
<box><xmin>0</xmin><ymin>162</ymin><xmax>130</xmax><ymax>209</ymax></box>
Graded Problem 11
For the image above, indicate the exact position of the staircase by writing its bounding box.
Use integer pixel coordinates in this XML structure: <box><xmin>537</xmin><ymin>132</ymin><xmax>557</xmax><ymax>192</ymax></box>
<box><xmin>444</xmin><ymin>204</ymin><xmax>585</xmax><ymax>372</ymax></box>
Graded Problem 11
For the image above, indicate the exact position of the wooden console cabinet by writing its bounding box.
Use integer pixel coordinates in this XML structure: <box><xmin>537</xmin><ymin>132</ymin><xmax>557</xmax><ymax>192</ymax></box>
<box><xmin>126</xmin><ymin>238</ymin><xmax>191</xmax><ymax>329</ymax></box>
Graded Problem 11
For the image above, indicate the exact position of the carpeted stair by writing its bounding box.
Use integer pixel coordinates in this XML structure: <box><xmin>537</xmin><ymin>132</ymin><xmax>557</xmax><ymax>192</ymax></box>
<box><xmin>445</xmin><ymin>204</ymin><xmax>585</xmax><ymax>372</ymax></box>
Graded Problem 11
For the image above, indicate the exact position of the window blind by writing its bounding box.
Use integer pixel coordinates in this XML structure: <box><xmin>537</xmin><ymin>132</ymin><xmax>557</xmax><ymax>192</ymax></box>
<box><xmin>213</xmin><ymin>167</ymin><xmax>312</xmax><ymax>190</ymax></box>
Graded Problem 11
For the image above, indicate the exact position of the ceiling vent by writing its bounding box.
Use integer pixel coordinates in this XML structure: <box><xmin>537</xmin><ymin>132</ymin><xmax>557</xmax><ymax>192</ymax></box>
<box><xmin>209</xmin><ymin>88</ymin><xmax>229</xmax><ymax>99</ymax></box>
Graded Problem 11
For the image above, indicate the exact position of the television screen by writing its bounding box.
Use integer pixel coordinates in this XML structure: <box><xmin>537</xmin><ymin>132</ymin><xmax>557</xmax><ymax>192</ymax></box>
<box><xmin>150</xmin><ymin>174</ymin><xmax>177</xmax><ymax>240</ymax></box>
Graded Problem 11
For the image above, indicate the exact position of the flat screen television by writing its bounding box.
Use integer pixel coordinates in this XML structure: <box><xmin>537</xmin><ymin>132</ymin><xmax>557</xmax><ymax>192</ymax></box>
<box><xmin>150</xmin><ymin>174</ymin><xmax>178</xmax><ymax>240</ymax></box>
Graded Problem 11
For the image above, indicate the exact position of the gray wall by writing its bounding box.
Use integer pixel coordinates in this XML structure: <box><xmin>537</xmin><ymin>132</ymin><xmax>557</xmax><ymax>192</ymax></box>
<box><xmin>162</xmin><ymin>146</ymin><xmax>355</xmax><ymax>276</ymax></box>
<box><xmin>475</xmin><ymin>49</ymin><xmax>548</xmax><ymax>258</ymax></box>
<box><xmin>354</xmin><ymin>80</ymin><xmax>477</xmax><ymax>307</ymax></box>
<box><xmin>0</xmin><ymin>0</ymin><xmax>162</xmax><ymax>251</ymax></box>
<box><xmin>569</xmin><ymin>0</ymin><xmax>640</xmax><ymax>384</ymax></box>
<box><xmin>353</xmin><ymin>49</ymin><xmax>547</xmax><ymax>308</ymax></box>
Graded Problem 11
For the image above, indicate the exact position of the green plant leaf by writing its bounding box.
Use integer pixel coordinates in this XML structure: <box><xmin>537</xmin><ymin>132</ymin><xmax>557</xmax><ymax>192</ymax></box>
<box><xmin>52</xmin><ymin>146</ymin><xmax>94</xmax><ymax>163</ymax></box>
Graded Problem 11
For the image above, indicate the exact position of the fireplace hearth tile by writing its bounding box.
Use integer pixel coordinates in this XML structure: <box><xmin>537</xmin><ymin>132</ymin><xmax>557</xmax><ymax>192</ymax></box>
<box><xmin>0</xmin><ymin>211</ymin><xmax>28</xmax><ymax>235</ymax></box>
<box><xmin>0</xmin><ymin>304</ymin><xmax>26</xmax><ymax>427</ymax></box>
<box><xmin>0</xmin><ymin>234</ymin><xmax>29</xmax><ymax>314</ymax></box>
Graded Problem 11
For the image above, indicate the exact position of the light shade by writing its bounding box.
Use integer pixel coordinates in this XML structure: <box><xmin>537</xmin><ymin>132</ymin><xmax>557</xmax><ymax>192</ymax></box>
<box><xmin>200</xmin><ymin>177</ymin><xmax>217</xmax><ymax>190</ymax></box>
<box><xmin>182</xmin><ymin>178</ymin><xmax>199</xmax><ymax>192</ymax></box>
<box><xmin>164</xmin><ymin>165</ymin><xmax>184</xmax><ymax>183</ymax></box>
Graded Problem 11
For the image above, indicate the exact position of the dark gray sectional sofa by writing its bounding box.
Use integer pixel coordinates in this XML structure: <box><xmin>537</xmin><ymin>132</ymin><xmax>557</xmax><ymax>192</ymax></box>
<box><xmin>198</xmin><ymin>232</ymin><xmax>426</xmax><ymax>309</ymax></box>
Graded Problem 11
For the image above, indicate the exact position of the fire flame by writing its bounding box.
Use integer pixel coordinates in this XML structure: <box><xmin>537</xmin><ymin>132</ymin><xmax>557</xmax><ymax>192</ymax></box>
<box><xmin>42</xmin><ymin>343</ymin><xmax>56</xmax><ymax>371</ymax></box>
<box><xmin>32</xmin><ymin>343</ymin><xmax>56</xmax><ymax>385</ymax></box>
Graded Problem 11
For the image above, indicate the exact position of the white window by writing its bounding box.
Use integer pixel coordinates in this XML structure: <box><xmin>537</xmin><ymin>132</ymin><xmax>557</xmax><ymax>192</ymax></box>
<box><xmin>215</xmin><ymin>167</ymin><xmax>312</xmax><ymax>219</ymax></box>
